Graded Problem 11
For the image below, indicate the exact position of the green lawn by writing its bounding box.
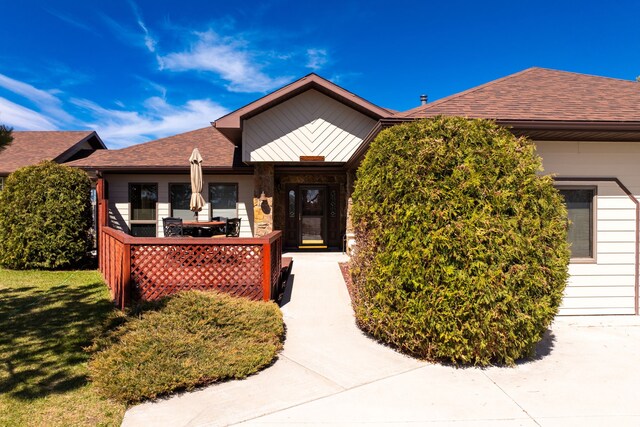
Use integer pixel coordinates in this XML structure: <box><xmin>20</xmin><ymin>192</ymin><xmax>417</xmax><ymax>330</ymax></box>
<box><xmin>0</xmin><ymin>269</ymin><xmax>126</xmax><ymax>426</ymax></box>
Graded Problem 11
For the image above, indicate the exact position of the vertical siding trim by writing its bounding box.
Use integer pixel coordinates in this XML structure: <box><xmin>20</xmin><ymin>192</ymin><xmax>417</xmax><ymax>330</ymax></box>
<box><xmin>555</xmin><ymin>177</ymin><xmax>640</xmax><ymax>315</ymax></box>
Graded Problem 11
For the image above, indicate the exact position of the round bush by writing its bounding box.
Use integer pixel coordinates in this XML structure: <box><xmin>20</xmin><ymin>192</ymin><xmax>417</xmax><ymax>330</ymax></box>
<box><xmin>89</xmin><ymin>291</ymin><xmax>284</xmax><ymax>403</ymax></box>
<box><xmin>351</xmin><ymin>116</ymin><xmax>570</xmax><ymax>366</ymax></box>
<box><xmin>0</xmin><ymin>161</ymin><xmax>93</xmax><ymax>269</ymax></box>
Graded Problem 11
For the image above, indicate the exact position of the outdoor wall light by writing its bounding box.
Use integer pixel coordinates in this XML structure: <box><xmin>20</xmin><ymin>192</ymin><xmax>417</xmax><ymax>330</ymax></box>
<box><xmin>259</xmin><ymin>191</ymin><xmax>270</xmax><ymax>214</ymax></box>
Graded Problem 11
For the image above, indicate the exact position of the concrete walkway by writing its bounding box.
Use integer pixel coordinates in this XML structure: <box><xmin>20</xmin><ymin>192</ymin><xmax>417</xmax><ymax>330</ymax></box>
<box><xmin>122</xmin><ymin>252</ymin><xmax>640</xmax><ymax>427</ymax></box>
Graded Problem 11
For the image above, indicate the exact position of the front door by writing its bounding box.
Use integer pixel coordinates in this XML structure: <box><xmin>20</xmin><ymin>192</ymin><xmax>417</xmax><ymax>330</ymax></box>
<box><xmin>299</xmin><ymin>186</ymin><xmax>327</xmax><ymax>248</ymax></box>
<box><xmin>284</xmin><ymin>184</ymin><xmax>341</xmax><ymax>249</ymax></box>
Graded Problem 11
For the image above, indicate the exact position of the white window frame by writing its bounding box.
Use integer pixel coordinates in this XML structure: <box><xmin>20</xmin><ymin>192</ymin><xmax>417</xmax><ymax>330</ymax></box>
<box><xmin>129</xmin><ymin>182</ymin><xmax>158</xmax><ymax>237</ymax></box>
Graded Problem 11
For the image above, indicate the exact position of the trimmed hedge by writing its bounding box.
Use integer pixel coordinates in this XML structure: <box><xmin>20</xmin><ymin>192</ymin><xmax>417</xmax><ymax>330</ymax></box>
<box><xmin>89</xmin><ymin>291</ymin><xmax>284</xmax><ymax>403</ymax></box>
<box><xmin>351</xmin><ymin>116</ymin><xmax>570</xmax><ymax>366</ymax></box>
<box><xmin>0</xmin><ymin>161</ymin><xmax>93</xmax><ymax>269</ymax></box>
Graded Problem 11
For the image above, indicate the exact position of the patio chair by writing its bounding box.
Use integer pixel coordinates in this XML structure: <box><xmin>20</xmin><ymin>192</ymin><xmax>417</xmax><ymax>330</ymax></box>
<box><xmin>162</xmin><ymin>217</ymin><xmax>183</xmax><ymax>237</ymax></box>
<box><xmin>226</xmin><ymin>218</ymin><xmax>241</xmax><ymax>237</ymax></box>
<box><xmin>211</xmin><ymin>216</ymin><xmax>227</xmax><ymax>235</ymax></box>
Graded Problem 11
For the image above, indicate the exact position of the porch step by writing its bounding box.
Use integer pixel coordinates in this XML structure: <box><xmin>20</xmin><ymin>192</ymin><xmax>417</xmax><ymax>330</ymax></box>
<box><xmin>281</xmin><ymin>257</ymin><xmax>293</xmax><ymax>285</ymax></box>
<box><xmin>275</xmin><ymin>257</ymin><xmax>294</xmax><ymax>303</ymax></box>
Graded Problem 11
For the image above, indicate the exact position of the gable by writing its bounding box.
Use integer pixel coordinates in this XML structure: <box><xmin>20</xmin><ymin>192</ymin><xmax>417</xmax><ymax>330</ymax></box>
<box><xmin>242</xmin><ymin>89</ymin><xmax>377</xmax><ymax>163</ymax></box>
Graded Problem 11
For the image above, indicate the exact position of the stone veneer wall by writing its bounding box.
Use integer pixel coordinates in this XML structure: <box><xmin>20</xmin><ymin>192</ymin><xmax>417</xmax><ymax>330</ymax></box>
<box><xmin>253</xmin><ymin>164</ymin><xmax>274</xmax><ymax>237</ymax></box>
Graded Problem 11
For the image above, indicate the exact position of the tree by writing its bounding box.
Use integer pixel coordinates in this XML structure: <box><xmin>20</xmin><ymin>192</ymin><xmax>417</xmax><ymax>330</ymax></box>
<box><xmin>0</xmin><ymin>161</ymin><xmax>93</xmax><ymax>269</ymax></box>
<box><xmin>0</xmin><ymin>125</ymin><xmax>13</xmax><ymax>152</ymax></box>
<box><xmin>350</xmin><ymin>116</ymin><xmax>570</xmax><ymax>366</ymax></box>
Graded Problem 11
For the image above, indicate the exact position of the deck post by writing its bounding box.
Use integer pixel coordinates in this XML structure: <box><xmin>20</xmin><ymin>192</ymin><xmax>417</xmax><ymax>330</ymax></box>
<box><xmin>262</xmin><ymin>241</ymin><xmax>272</xmax><ymax>301</ymax></box>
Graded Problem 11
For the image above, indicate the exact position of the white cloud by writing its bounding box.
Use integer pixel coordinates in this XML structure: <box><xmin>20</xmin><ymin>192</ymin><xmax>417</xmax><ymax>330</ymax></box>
<box><xmin>45</xmin><ymin>8</ymin><xmax>93</xmax><ymax>33</ymax></box>
<box><xmin>0</xmin><ymin>97</ymin><xmax>58</xmax><ymax>130</ymax></box>
<box><xmin>128</xmin><ymin>0</ymin><xmax>157</xmax><ymax>53</ymax></box>
<box><xmin>0</xmin><ymin>73</ymin><xmax>229</xmax><ymax>148</ymax></box>
<box><xmin>72</xmin><ymin>96</ymin><xmax>229</xmax><ymax>148</ymax></box>
<box><xmin>159</xmin><ymin>30</ymin><xmax>291</xmax><ymax>93</ymax></box>
<box><xmin>306</xmin><ymin>48</ymin><xmax>328</xmax><ymax>71</ymax></box>
<box><xmin>0</xmin><ymin>73</ymin><xmax>75</xmax><ymax>125</ymax></box>
<box><xmin>134</xmin><ymin>75</ymin><xmax>167</xmax><ymax>99</ymax></box>
<box><xmin>101</xmin><ymin>12</ymin><xmax>158</xmax><ymax>56</ymax></box>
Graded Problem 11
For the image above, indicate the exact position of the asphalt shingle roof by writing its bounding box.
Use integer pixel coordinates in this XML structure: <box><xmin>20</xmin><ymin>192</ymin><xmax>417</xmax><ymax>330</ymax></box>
<box><xmin>398</xmin><ymin>67</ymin><xmax>640</xmax><ymax>122</ymax></box>
<box><xmin>69</xmin><ymin>126</ymin><xmax>240</xmax><ymax>170</ymax></box>
<box><xmin>0</xmin><ymin>130</ymin><xmax>97</xmax><ymax>175</ymax></box>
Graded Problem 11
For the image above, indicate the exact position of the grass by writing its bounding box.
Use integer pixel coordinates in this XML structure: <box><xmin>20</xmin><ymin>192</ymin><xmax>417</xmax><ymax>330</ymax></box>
<box><xmin>89</xmin><ymin>290</ymin><xmax>284</xmax><ymax>403</ymax></box>
<box><xmin>0</xmin><ymin>268</ymin><xmax>126</xmax><ymax>426</ymax></box>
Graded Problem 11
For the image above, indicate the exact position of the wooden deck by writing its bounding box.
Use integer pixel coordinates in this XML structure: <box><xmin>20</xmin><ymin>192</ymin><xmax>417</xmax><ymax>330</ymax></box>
<box><xmin>99</xmin><ymin>226</ymin><xmax>283</xmax><ymax>309</ymax></box>
<box><xmin>95</xmin><ymin>183</ymin><xmax>285</xmax><ymax>309</ymax></box>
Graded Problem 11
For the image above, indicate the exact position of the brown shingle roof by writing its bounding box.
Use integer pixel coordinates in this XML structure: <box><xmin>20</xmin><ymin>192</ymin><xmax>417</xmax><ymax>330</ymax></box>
<box><xmin>69</xmin><ymin>126</ymin><xmax>242</xmax><ymax>171</ymax></box>
<box><xmin>0</xmin><ymin>130</ymin><xmax>102</xmax><ymax>175</ymax></box>
<box><xmin>397</xmin><ymin>67</ymin><xmax>640</xmax><ymax>122</ymax></box>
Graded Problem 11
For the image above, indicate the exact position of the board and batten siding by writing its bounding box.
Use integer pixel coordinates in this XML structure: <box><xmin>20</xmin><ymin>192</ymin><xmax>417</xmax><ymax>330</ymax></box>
<box><xmin>242</xmin><ymin>89</ymin><xmax>377</xmax><ymax>163</ymax></box>
<box><xmin>536</xmin><ymin>140</ymin><xmax>640</xmax><ymax>315</ymax></box>
<box><xmin>104</xmin><ymin>174</ymin><xmax>254</xmax><ymax>237</ymax></box>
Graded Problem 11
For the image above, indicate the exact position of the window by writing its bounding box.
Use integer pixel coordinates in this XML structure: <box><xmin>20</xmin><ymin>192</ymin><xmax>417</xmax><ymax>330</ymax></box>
<box><xmin>129</xmin><ymin>183</ymin><xmax>158</xmax><ymax>237</ymax></box>
<box><xmin>288</xmin><ymin>189</ymin><xmax>296</xmax><ymax>218</ymax></box>
<box><xmin>169</xmin><ymin>183</ymin><xmax>194</xmax><ymax>221</ymax></box>
<box><xmin>558</xmin><ymin>187</ymin><xmax>595</xmax><ymax>259</ymax></box>
<box><xmin>209</xmin><ymin>183</ymin><xmax>238</xmax><ymax>219</ymax></box>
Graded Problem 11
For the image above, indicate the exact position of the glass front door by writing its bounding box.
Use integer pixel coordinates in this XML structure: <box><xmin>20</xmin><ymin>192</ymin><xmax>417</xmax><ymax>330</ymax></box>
<box><xmin>299</xmin><ymin>186</ymin><xmax>326</xmax><ymax>247</ymax></box>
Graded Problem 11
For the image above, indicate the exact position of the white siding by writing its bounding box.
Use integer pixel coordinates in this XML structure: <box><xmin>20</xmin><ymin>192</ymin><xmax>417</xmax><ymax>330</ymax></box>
<box><xmin>109</xmin><ymin>202</ymin><xmax>129</xmax><ymax>232</ymax></box>
<box><xmin>104</xmin><ymin>173</ymin><xmax>255</xmax><ymax>237</ymax></box>
<box><xmin>537</xmin><ymin>141</ymin><xmax>639</xmax><ymax>315</ymax></box>
<box><xmin>198</xmin><ymin>203</ymin><xmax>210</xmax><ymax>223</ymax></box>
<box><xmin>157</xmin><ymin>203</ymin><xmax>170</xmax><ymax>237</ymax></box>
<box><xmin>242</xmin><ymin>89</ymin><xmax>377</xmax><ymax>163</ymax></box>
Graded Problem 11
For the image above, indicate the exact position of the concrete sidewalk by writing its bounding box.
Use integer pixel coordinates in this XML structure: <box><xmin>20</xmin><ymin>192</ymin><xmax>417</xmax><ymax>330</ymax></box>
<box><xmin>122</xmin><ymin>252</ymin><xmax>640</xmax><ymax>427</ymax></box>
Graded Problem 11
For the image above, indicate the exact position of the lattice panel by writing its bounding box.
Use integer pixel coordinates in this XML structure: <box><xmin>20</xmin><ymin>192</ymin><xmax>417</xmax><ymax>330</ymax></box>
<box><xmin>130</xmin><ymin>244</ymin><xmax>264</xmax><ymax>301</ymax></box>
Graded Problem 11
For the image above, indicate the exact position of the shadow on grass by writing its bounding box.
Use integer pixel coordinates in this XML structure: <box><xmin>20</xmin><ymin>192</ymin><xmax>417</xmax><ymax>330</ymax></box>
<box><xmin>0</xmin><ymin>278</ymin><xmax>115</xmax><ymax>400</ymax></box>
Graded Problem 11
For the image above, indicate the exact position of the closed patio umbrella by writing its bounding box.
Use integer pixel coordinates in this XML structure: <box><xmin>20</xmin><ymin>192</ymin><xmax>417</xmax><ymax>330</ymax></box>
<box><xmin>189</xmin><ymin>148</ymin><xmax>205</xmax><ymax>215</ymax></box>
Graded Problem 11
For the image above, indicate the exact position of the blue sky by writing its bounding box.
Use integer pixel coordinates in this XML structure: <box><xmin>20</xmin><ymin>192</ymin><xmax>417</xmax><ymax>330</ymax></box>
<box><xmin>1</xmin><ymin>0</ymin><xmax>638</xmax><ymax>148</ymax></box>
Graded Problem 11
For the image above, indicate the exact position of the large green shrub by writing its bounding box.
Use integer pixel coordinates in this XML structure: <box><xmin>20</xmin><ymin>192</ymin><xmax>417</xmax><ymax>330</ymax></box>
<box><xmin>89</xmin><ymin>290</ymin><xmax>284</xmax><ymax>403</ymax></box>
<box><xmin>351</xmin><ymin>116</ymin><xmax>570</xmax><ymax>366</ymax></box>
<box><xmin>0</xmin><ymin>161</ymin><xmax>93</xmax><ymax>269</ymax></box>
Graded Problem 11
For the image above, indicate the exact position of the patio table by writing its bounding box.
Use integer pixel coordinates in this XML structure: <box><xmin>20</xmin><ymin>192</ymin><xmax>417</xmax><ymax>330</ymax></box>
<box><xmin>183</xmin><ymin>220</ymin><xmax>226</xmax><ymax>237</ymax></box>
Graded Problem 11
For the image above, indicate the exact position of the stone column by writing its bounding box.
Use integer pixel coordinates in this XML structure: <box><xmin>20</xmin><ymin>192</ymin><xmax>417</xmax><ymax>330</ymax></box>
<box><xmin>253</xmin><ymin>163</ymin><xmax>274</xmax><ymax>237</ymax></box>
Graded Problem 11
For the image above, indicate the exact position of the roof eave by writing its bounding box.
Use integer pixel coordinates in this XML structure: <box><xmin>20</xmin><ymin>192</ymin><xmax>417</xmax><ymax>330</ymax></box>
<box><xmin>53</xmin><ymin>131</ymin><xmax>107</xmax><ymax>164</ymax></box>
<box><xmin>74</xmin><ymin>165</ymin><xmax>253</xmax><ymax>174</ymax></box>
<box><xmin>497</xmin><ymin>119</ymin><xmax>640</xmax><ymax>132</ymax></box>
<box><xmin>214</xmin><ymin>74</ymin><xmax>392</xmax><ymax>131</ymax></box>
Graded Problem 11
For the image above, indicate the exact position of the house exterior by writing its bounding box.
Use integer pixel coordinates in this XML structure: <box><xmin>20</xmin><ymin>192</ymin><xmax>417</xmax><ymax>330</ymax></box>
<box><xmin>70</xmin><ymin>75</ymin><xmax>391</xmax><ymax>248</ymax></box>
<box><xmin>71</xmin><ymin>68</ymin><xmax>640</xmax><ymax>316</ymax></box>
<box><xmin>0</xmin><ymin>130</ymin><xmax>106</xmax><ymax>190</ymax></box>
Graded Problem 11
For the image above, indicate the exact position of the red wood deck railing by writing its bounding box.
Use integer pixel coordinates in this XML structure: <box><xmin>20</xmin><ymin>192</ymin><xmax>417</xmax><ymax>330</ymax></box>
<box><xmin>98</xmin><ymin>226</ymin><xmax>283</xmax><ymax>309</ymax></box>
